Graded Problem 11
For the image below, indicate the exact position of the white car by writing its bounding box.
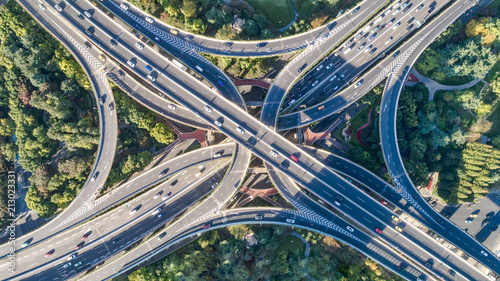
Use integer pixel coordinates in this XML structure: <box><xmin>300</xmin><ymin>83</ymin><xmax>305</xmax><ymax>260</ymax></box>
<box><xmin>270</xmin><ymin>150</ymin><xmax>278</xmax><ymax>157</ymax></box>
<box><xmin>354</xmin><ymin>81</ymin><xmax>362</xmax><ymax>88</ymax></box>
<box><xmin>481</xmin><ymin>250</ymin><xmax>489</xmax><ymax>257</ymax></box>
<box><xmin>129</xmin><ymin>209</ymin><xmax>137</xmax><ymax>215</ymax></box>
<box><xmin>152</xmin><ymin>208</ymin><xmax>161</xmax><ymax>215</ymax></box>
<box><xmin>286</xmin><ymin>219</ymin><xmax>295</xmax><ymax>224</ymax></box>
<box><xmin>127</xmin><ymin>60</ymin><xmax>135</xmax><ymax>67</ymax></box>
<box><xmin>236</xmin><ymin>127</ymin><xmax>244</xmax><ymax>134</ymax></box>
<box><xmin>204</xmin><ymin>106</ymin><xmax>212</xmax><ymax>112</ymax></box>
<box><xmin>168</xmin><ymin>104</ymin><xmax>176</xmax><ymax>110</ymax></box>
<box><xmin>344</xmin><ymin>47</ymin><xmax>352</xmax><ymax>54</ymax></box>
<box><xmin>211</xmin><ymin>183</ymin><xmax>218</xmax><ymax>189</ymax></box>
<box><xmin>154</xmin><ymin>192</ymin><xmax>162</xmax><ymax>199</ymax></box>
<box><xmin>393</xmin><ymin>22</ymin><xmax>401</xmax><ymax>30</ymax></box>
<box><xmin>67</xmin><ymin>254</ymin><xmax>76</xmax><ymax>260</ymax></box>
<box><xmin>364</xmin><ymin>45</ymin><xmax>372</xmax><ymax>53</ymax></box>
<box><xmin>162</xmin><ymin>194</ymin><xmax>170</xmax><ymax>201</ymax></box>
<box><xmin>214</xmin><ymin>120</ymin><xmax>222</xmax><ymax>127</ymax></box>
<box><xmin>120</xmin><ymin>3</ymin><xmax>129</xmax><ymax>10</ymax></box>
<box><xmin>316</xmin><ymin>65</ymin><xmax>324</xmax><ymax>71</ymax></box>
<box><xmin>135</xmin><ymin>42</ymin><xmax>144</xmax><ymax>50</ymax></box>
<box><xmin>54</xmin><ymin>4</ymin><xmax>62</xmax><ymax>12</ymax></box>
<box><xmin>145</xmin><ymin>17</ymin><xmax>154</xmax><ymax>24</ymax></box>
<box><xmin>213</xmin><ymin>153</ymin><xmax>222</xmax><ymax>158</ymax></box>
<box><xmin>326</xmin><ymin>63</ymin><xmax>334</xmax><ymax>70</ymax></box>
<box><xmin>63</xmin><ymin>262</ymin><xmax>72</xmax><ymax>268</ymax></box>
<box><xmin>392</xmin><ymin>7</ymin><xmax>401</xmax><ymax>15</ymax></box>
<box><xmin>346</xmin><ymin>226</ymin><xmax>354</xmax><ymax>232</ymax></box>
<box><xmin>147</xmin><ymin>74</ymin><xmax>156</xmax><ymax>82</ymax></box>
<box><xmin>84</xmin><ymin>11</ymin><xmax>91</xmax><ymax>18</ymax></box>
<box><xmin>329</xmin><ymin>75</ymin><xmax>337</xmax><ymax>82</ymax></box>
<box><xmin>385</xmin><ymin>37</ymin><xmax>393</xmax><ymax>45</ymax></box>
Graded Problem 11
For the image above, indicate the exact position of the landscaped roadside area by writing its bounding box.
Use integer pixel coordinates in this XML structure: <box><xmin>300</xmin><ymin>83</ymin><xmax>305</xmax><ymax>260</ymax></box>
<box><xmin>246</xmin><ymin>0</ymin><xmax>295</xmax><ymax>28</ymax></box>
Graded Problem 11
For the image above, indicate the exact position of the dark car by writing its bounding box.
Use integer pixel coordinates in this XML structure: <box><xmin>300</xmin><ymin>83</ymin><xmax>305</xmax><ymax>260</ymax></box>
<box><xmin>256</xmin><ymin>42</ymin><xmax>267</xmax><ymax>48</ymax></box>
<box><xmin>184</xmin><ymin>34</ymin><xmax>194</xmax><ymax>41</ymax></box>
<box><xmin>217</xmin><ymin>80</ymin><xmax>224</xmax><ymax>87</ymax></box>
<box><xmin>393</xmin><ymin>50</ymin><xmax>400</xmax><ymax>58</ymax></box>
<box><xmin>81</xmin><ymin>233</ymin><xmax>91</xmax><ymax>240</ymax></box>
<box><xmin>298</xmin><ymin>63</ymin><xmax>307</xmax><ymax>73</ymax></box>
<box><xmin>407</xmin><ymin>24</ymin><xmax>414</xmax><ymax>32</ymax></box>
<box><xmin>203</xmin><ymin>224</ymin><xmax>211</xmax><ymax>229</ymax></box>
<box><xmin>75</xmin><ymin>242</ymin><xmax>84</xmax><ymax>250</ymax></box>
<box><xmin>110</xmin><ymin>39</ymin><xmax>117</xmax><ymax>47</ymax></box>
<box><xmin>335</xmin><ymin>62</ymin><xmax>342</xmax><ymax>68</ymax></box>
<box><xmin>78</xmin><ymin>14</ymin><xmax>85</xmax><ymax>20</ymax></box>
<box><xmin>84</xmin><ymin>42</ymin><xmax>92</xmax><ymax>49</ymax></box>
<box><xmin>403</xmin><ymin>65</ymin><xmax>410</xmax><ymax>74</ymax></box>
<box><xmin>402</xmin><ymin>3</ymin><xmax>412</xmax><ymax>14</ymax></box>
<box><xmin>158</xmin><ymin>232</ymin><xmax>167</xmax><ymax>239</ymax></box>
<box><xmin>223</xmin><ymin>42</ymin><xmax>233</xmax><ymax>47</ymax></box>
<box><xmin>118</xmin><ymin>70</ymin><xmax>125</xmax><ymax>77</ymax></box>
<box><xmin>449</xmin><ymin>269</ymin><xmax>455</xmax><ymax>276</ymax></box>
<box><xmin>134</xmin><ymin>23</ymin><xmax>142</xmax><ymax>30</ymax></box>
<box><xmin>108</xmin><ymin>103</ymin><xmax>114</xmax><ymax>110</ymax></box>
<box><xmin>112</xmin><ymin>237</ymin><xmax>121</xmax><ymax>244</ymax></box>
<box><xmin>91</xmin><ymin>171</ymin><xmax>99</xmax><ymax>181</ymax></box>
<box><xmin>407</xmin><ymin>17</ymin><xmax>415</xmax><ymax>24</ymax></box>
<box><xmin>159</xmin><ymin>170</ymin><xmax>168</xmax><ymax>177</ymax></box>
<box><xmin>45</xmin><ymin>250</ymin><xmax>55</xmax><ymax>257</ymax></box>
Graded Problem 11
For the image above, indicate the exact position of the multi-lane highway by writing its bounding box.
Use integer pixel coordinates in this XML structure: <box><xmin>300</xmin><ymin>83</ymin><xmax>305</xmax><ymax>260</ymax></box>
<box><xmin>6</xmin><ymin>0</ymin><xmax>500</xmax><ymax>280</ymax></box>
<box><xmin>0</xmin><ymin>0</ymin><xmax>118</xmax><ymax>255</ymax></box>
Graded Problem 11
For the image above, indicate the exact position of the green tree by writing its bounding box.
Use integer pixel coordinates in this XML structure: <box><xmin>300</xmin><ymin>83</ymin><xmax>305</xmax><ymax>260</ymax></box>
<box><xmin>60</xmin><ymin>79</ymin><xmax>80</xmax><ymax>98</ymax></box>
<box><xmin>206</xmin><ymin>7</ymin><xmax>223</xmax><ymax>27</ymax></box>
<box><xmin>185</xmin><ymin>18</ymin><xmax>206</xmax><ymax>34</ymax></box>
<box><xmin>181</xmin><ymin>0</ymin><xmax>198</xmax><ymax>18</ymax></box>
<box><xmin>25</xmin><ymin>185</ymin><xmax>57</xmax><ymax>217</ymax></box>
<box><xmin>149</xmin><ymin>123</ymin><xmax>176</xmax><ymax>145</ymax></box>
<box><xmin>244</xmin><ymin>19</ymin><xmax>259</xmax><ymax>36</ymax></box>
<box><xmin>432</xmin><ymin>129</ymin><xmax>450</xmax><ymax>147</ymax></box>
<box><xmin>0</xmin><ymin>118</ymin><xmax>15</xmax><ymax>136</ymax></box>
<box><xmin>416</xmin><ymin>49</ymin><xmax>439</xmax><ymax>74</ymax></box>
<box><xmin>215</xmin><ymin>24</ymin><xmax>236</xmax><ymax>40</ymax></box>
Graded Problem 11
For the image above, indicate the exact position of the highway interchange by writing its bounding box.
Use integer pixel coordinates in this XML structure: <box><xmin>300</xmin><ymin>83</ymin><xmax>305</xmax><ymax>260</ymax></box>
<box><xmin>3</xmin><ymin>0</ymin><xmax>499</xmax><ymax>280</ymax></box>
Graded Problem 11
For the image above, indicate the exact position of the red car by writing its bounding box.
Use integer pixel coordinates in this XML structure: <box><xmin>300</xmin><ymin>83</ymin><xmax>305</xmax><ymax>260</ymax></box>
<box><xmin>335</xmin><ymin>62</ymin><xmax>342</xmax><ymax>68</ymax></box>
<box><xmin>203</xmin><ymin>224</ymin><xmax>211</xmax><ymax>229</ymax></box>
<box><xmin>290</xmin><ymin>155</ymin><xmax>299</xmax><ymax>162</ymax></box>
<box><xmin>81</xmin><ymin>234</ymin><xmax>90</xmax><ymax>240</ymax></box>
<box><xmin>381</xmin><ymin>200</ymin><xmax>388</xmax><ymax>205</ymax></box>
<box><xmin>375</xmin><ymin>228</ymin><xmax>383</xmax><ymax>234</ymax></box>
<box><xmin>45</xmin><ymin>250</ymin><xmax>54</xmax><ymax>258</ymax></box>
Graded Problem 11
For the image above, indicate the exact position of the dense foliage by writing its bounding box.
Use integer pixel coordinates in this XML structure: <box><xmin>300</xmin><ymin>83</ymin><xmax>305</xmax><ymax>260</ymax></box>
<box><xmin>398</xmin><ymin>83</ymin><xmax>500</xmax><ymax>203</ymax></box>
<box><xmin>203</xmin><ymin>54</ymin><xmax>277</xmax><ymax>79</ymax></box>
<box><xmin>128</xmin><ymin>0</ymin><xmax>274</xmax><ymax>39</ymax></box>
<box><xmin>124</xmin><ymin>225</ymin><xmax>403</xmax><ymax>281</ymax></box>
<box><xmin>416</xmin><ymin>10</ymin><xmax>500</xmax><ymax>84</ymax></box>
<box><xmin>113</xmin><ymin>87</ymin><xmax>176</xmax><ymax>145</ymax></box>
<box><xmin>0</xmin><ymin>1</ymin><xmax>97</xmax><ymax>220</ymax></box>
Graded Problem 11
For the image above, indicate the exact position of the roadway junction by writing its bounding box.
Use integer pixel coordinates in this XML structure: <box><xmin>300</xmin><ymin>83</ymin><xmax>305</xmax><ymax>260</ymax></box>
<box><xmin>2</xmin><ymin>0</ymin><xmax>498</xmax><ymax>280</ymax></box>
